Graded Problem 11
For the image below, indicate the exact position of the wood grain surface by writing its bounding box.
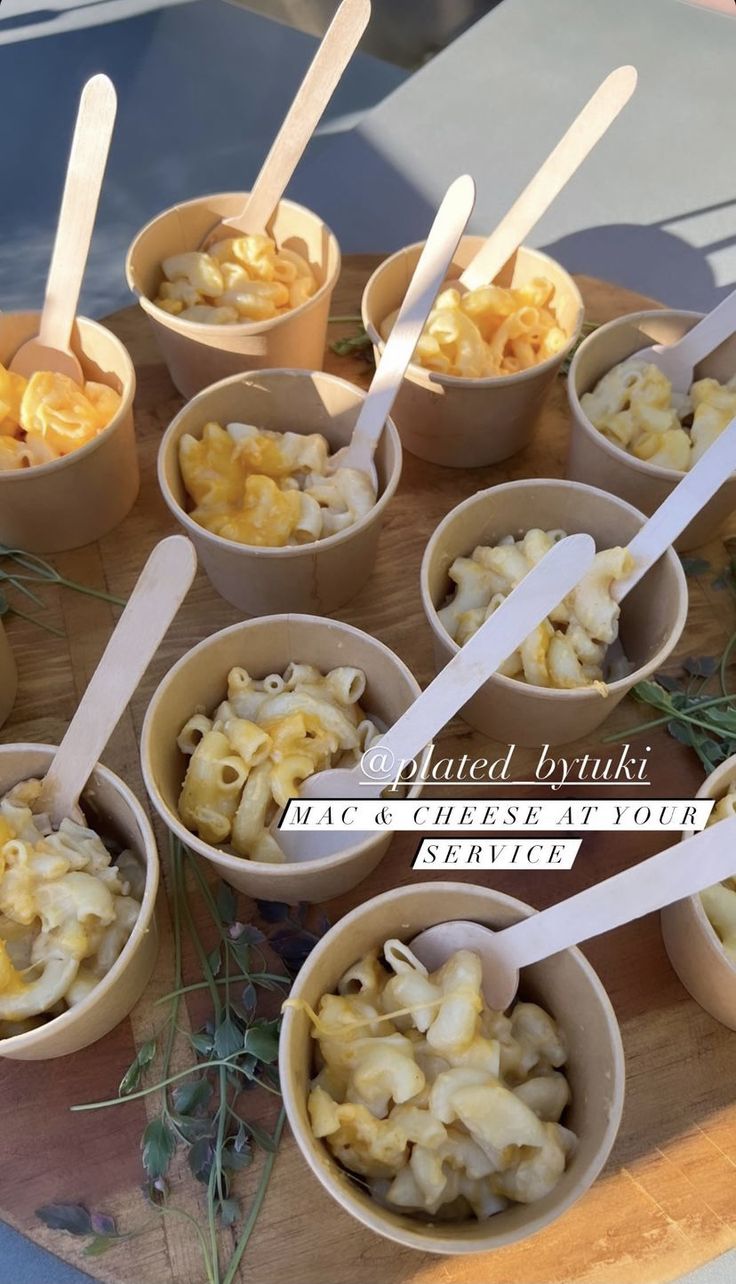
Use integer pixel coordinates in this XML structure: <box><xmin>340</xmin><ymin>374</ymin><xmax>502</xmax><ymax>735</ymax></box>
<box><xmin>2</xmin><ymin>259</ymin><xmax>736</xmax><ymax>1284</ymax></box>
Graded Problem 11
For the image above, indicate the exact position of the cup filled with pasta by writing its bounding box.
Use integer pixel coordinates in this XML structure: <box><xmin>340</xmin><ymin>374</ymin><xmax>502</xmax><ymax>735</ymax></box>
<box><xmin>568</xmin><ymin>309</ymin><xmax>736</xmax><ymax>550</ymax></box>
<box><xmin>420</xmin><ymin>478</ymin><xmax>687</xmax><ymax>747</ymax></box>
<box><xmin>158</xmin><ymin>368</ymin><xmax>401</xmax><ymax>615</ymax></box>
<box><xmin>0</xmin><ymin>313</ymin><xmax>137</xmax><ymax>552</ymax></box>
<box><xmin>126</xmin><ymin>193</ymin><xmax>341</xmax><ymax>400</ymax></box>
<box><xmin>361</xmin><ymin>237</ymin><xmax>583</xmax><ymax>468</ymax></box>
<box><xmin>280</xmin><ymin>880</ymin><xmax>624</xmax><ymax>1252</ymax></box>
<box><xmin>140</xmin><ymin>614</ymin><xmax>424</xmax><ymax>903</ymax></box>
<box><xmin>0</xmin><ymin>743</ymin><xmax>159</xmax><ymax>1060</ymax></box>
<box><xmin>661</xmin><ymin>753</ymin><xmax>736</xmax><ymax>1030</ymax></box>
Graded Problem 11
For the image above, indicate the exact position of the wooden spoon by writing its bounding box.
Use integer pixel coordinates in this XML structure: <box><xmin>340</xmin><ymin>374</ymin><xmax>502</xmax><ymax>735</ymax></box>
<box><xmin>200</xmin><ymin>0</ymin><xmax>370</xmax><ymax>249</ymax></box>
<box><xmin>10</xmin><ymin>75</ymin><xmax>117</xmax><ymax>383</ymax></box>
<box><xmin>458</xmin><ymin>66</ymin><xmax>637</xmax><ymax>293</ymax></box>
<box><xmin>37</xmin><ymin>536</ymin><xmax>197</xmax><ymax>828</ymax></box>
<box><xmin>274</xmin><ymin>534</ymin><xmax>596</xmax><ymax>862</ymax></box>
<box><xmin>328</xmin><ymin>174</ymin><xmax>476</xmax><ymax>490</ymax></box>
<box><xmin>411</xmin><ymin>818</ymin><xmax>736</xmax><ymax>1011</ymax></box>
<box><xmin>633</xmin><ymin>285</ymin><xmax>736</xmax><ymax>396</ymax></box>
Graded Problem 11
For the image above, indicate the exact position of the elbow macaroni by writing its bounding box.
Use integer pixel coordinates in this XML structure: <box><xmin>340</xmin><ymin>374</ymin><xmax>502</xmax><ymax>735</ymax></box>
<box><xmin>152</xmin><ymin>234</ymin><xmax>317</xmax><ymax>325</ymax></box>
<box><xmin>177</xmin><ymin>663</ymin><xmax>381</xmax><ymax>862</ymax></box>
<box><xmin>0</xmin><ymin>364</ymin><xmax>121</xmax><ymax>472</ymax></box>
<box><xmin>581</xmin><ymin>359</ymin><xmax>736</xmax><ymax>472</ymax></box>
<box><xmin>438</xmin><ymin>529</ymin><xmax>633</xmax><ymax>690</ymax></box>
<box><xmin>178</xmin><ymin>421</ymin><xmax>377</xmax><ymax>548</ymax></box>
<box><xmin>701</xmin><ymin>783</ymin><xmax>736</xmax><ymax>961</ymax></box>
<box><xmin>380</xmin><ymin>277</ymin><xmax>569</xmax><ymax>379</ymax></box>
<box><xmin>0</xmin><ymin>778</ymin><xmax>142</xmax><ymax>1035</ymax></box>
<box><xmin>291</xmin><ymin>942</ymin><xmax>575</xmax><ymax>1220</ymax></box>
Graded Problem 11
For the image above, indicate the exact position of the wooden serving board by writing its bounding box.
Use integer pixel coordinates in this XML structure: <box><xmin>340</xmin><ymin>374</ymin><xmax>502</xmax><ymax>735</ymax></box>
<box><xmin>2</xmin><ymin>259</ymin><xmax>736</xmax><ymax>1284</ymax></box>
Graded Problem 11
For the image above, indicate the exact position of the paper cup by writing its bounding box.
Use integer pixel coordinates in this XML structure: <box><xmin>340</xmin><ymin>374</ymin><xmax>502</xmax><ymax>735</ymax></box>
<box><xmin>0</xmin><ymin>313</ymin><xmax>138</xmax><ymax>553</ymax></box>
<box><xmin>361</xmin><ymin>239</ymin><xmax>583</xmax><ymax>468</ymax></box>
<box><xmin>281</xmin><ymin>880</ymin><xmax>625</xmax><ymax>1253</ymax></box>
<box><xmin>661</xmin><ymin>755</ymin><xmax>736</xmax><ymax>1029</ymax></box>
<box><xmin>0</xmin><ymin>744</ymin><xmax>159</xmax><ymax>1060</ymax></box>
<box><xmin>0</xmin><ymin>622</ymin><xmax>17</xmax><ymax>729</ymax></box>
<box><xmin>140</xmin><ymin>615</ymin><xmax>423</xmax><ymax>904</ymax></box>
<box><xmin>567</xmin><ymin>310</ymin><xmax>736</xmax><ymax>550</ymax></box>
<box><xmin>158</xmin><ymin>368</ymin><xmax>402</xmax><ymax>615</ymax></box>
<box><xmin>420</xmin><ymin>479</ymin><xmax>688</xmax><ymax>747</ymax></box>
<box><xmin>126</xmin><ymin>192</ymin><xmax>341</xmax><ymax>399</ymax></box>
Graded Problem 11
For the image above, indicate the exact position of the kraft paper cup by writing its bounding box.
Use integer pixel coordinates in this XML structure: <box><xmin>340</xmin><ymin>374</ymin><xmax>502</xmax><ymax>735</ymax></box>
<box><xmin>126</xmin><ymin>192</ymin><xmax>341</xmax><ymax>400</ymax></box>
<box><xmin>661</xmin><ymin>755</ymin><xmax>736</xmax><ymax>1029</ymax></box>
<box><xmin>158</xmin><ymin>368</ymin><xmax>402</xmax><ymax>616</ymax></box>
<box><xmin>0</xmin><ymin>744</ymin><xmax>159</xmax><ymax>1060</ymax></box>
<box><xmin>0</xmin><ymin>622</ymin><xmax>17</xmax><ymax>729</ymax></box>
<box><xmin>281</xmin><ymin>880</ymin><xmax>625</xmax><ymax>1253</ymax></box>
<box><xmin>361</xmin><ymin>239</ymin><xmax>583</xmax><ymax>468</ymax></box>
<box><xmin>0</xmin><ymin>313</ymin><xmax>138</xmax><ymax>553</ymax></box>
<box><xmin>140</xmin><ymin>615</ymin><xmax>424</xmax><ymax>904</ymax></box>
<box><xmin>420</xmin><ymin>479</ymin><xmax>688</xmax><ymax>748</ymax></box>
<box><xmin>568</xmin><ymin>310</ymin><xmax>736</xmax><ymax>551</ymax></box>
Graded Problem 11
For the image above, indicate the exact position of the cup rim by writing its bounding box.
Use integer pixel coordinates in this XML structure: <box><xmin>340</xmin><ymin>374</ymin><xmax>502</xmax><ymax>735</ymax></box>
<box><xmin>419</xmin><ymin>477</ymin><xmax>688</xmax><ymax>702</ymax></box>
<box><xmin>125</xmin><ymin>191</ymin><xmax>342</xmax><ymax>338</ymax></box>
<box><xmin>157</xmin><ymin>367</ymin><xmax>403</xmax><ymax>560</ymax></box>
<box><xmin>0</xmin><ymin>743</ymin><xmax>159</xmax><ymax>1054</ymax></box>
<box><xmin>679</xmin><ymin>752</ymin><xmax>736</xmax><ymax>975</ymax></box>
<box><xmin>280</xmin><ymin>879</ymin><xmax>626</xmax><ymax>1253</ymax></box>
<box><xmin>0</xmin><ymin>314</ymin><xmax>136</xmax><ymax>484</ymax></box>
<box><xmin>566</xmin><ymin>307</ymin><xmax>729</xmax><ymax>483</ymax></box>
<box><xmin>140</xmin><ymin>614</ymin><xmax>424</xmax><ymax>879</ymax></box>
<box><xmin>361</xmin><ymin>241</ymin><xmax>585</xmax><ymax>390</ymax></box>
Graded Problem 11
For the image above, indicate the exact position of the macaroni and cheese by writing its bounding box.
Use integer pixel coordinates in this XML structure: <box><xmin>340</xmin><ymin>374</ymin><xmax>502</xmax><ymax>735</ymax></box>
<box><xmin>179</xmin><ymin>421</ymin><xmax>377</xmax><ymax>547</ymax></box>
<box><xmin>581</xmin><ymin>359</ymin><xmax>736</xmax><ymax>472</ymax></box>
<box><xmin>0</xmin><ymin>364</ymin><xmax>121</xmax><ymax>472</ymax></box>
<box><xmin>380</xmin><ymin>277</ymin><xmax>568</xmax><ymax>379</ymax></box>
<box><xmin>293</xmin><ymin>941</ymin><xmax>575</xmax><ymax>1219</ymax></box>
<box><xmin>438</xmin><ymin>529</ymin><xmax>633</xmax><ymax>690</ymax></box>
<box><xmin>152</xmin><ymin>234</ymin><xmax>317</xmax><ymax>325</ymax></box>
<box><xmin>0</xmin><ymin>778</ymin><xmax>142</xmax><ymax>1035</ymax></box>
<box><xmin>177</xmin><ymin>663</ymin><xmax>381</xmax><ymax>862</ymax></box>
<box><xmin>700</xmin><ymin>782</ymin><xmax>736</xmax><ymax>962</ymax></box>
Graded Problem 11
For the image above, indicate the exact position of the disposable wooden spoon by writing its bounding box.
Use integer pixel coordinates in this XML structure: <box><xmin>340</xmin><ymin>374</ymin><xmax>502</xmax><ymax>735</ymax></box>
<box><xmin>458</xmin><ymin>66</ymin><xmax>637</xmax><ymax>293</ymax></box>
<box><xmin>37</xmin><ymin>536</ymin><xmax>197</xmax><ymax>828</ymax></box>
<box><xmin>10</xmin><ymin>75</ymin><xmax>117</xmax><ymax>383</ymax></box>
<box><xmin>634</xmin><ymin>284</ymin><xmax>736</xmax><ymax>396</ymax></box>
<box><xmin>274</xmin><ymin>534</ymin><xmax>596</xmax><ymax>862</ymax></box>
<box><xmin>411</xmin><ymin>817</ymin><xmax>736</xmax><ymax>1011</ymax></box>
<box><xmin>329</xmin><ymin>174</ymin><xmax>476</xmax><ymax>490</ymax></box>
<box><xmin>200</xmin><ymin>0</ymin><xmax>370</xmax><ymax>249</ymax></box>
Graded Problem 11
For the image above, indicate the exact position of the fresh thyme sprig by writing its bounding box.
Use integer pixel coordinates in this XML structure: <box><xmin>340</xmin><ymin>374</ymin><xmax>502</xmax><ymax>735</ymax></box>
<box><xmin>38</xmin><ymin>837</ymin><xmax>328</xmax><ymax>1279</ymax></box>
<box><xmin>0</xmin><ymin>543</ymin><xmax>126</xmax><ymax>636</ymax></box>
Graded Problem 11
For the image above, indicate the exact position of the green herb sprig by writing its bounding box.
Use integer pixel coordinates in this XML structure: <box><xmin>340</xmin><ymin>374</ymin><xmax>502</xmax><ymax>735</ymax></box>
<box><xmin>0</xmin><ymin>544</ymin><xmax>126</xmax><ymax>636</ymax></box>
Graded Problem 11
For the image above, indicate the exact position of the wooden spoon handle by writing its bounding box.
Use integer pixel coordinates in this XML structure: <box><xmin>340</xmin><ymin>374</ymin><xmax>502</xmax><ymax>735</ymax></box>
<box><xmin>459</xmin><ymin>66</ymin><xmax>637</xmax><ymax>292</ymax></box>
<box><xmin>370</xmin><ymin>534</ymin><xmax>595</xmax><ymax>774</ymax></box>
<box><xmin>39</xmin><ymin>74</ymin><xmax>117</xmax><ymax>354</ymax></box>
<box><xmin>497</xmin><ymin>818</ymin><xmax>736</xmax><ymax>972</ymax></box>
<box><xmin>37</xmin><ymin>536</ymin><xmax>197</xmax><ymax>826</ymax></box>
<box><xmin>657</xmin><ymin>285</ymin><xmax>736</xmax><ymax>369</ymax></box>
<box><xmin>235</xmin><ymin>0</ymin><xmax>370</xmax><ymax>235</ymax></box>
<box><xmin>614</xmin><ymin>414</ymin><xmax>736</xmax><ymax>601</ymax></box>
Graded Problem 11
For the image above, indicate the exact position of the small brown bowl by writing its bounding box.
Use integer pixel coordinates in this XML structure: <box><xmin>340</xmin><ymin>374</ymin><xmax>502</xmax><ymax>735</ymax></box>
<box><xmin>126</xmin><ymin>192</ymin><xmax>341</xmax><ymax>400</ymax></box>
<box><xmin>0</xmin><ymin>622</ymin><xmax>17</xmax><ymax>729</ymax></box>
<box><xmin>0</xmin><ymin>313</ymin><xmax>138</xmax><ymax>553</ymax></box>
<box><xmin>0</xmin><ymin>744</ymin><xmax>159</xmax><ymax>1060</ymax></box>
<box><xmin>567</xmin><ymin>309</ymin><xmax>736</xmax><ymax>551</ymax></box>
<box><xmin>361</xmin><ymin>238</ymin><xmax>583</xmax><ymax>468</ymax></box>
<box><xmin>158</xmin><ymin>368</ymin><xmax>402</xmax><ymax>616</ymax></box>
<box><xmin>661</xmin><ymin>754</ymin><xmax>736</xmax><ymax>1029</ymax></box>
<box><xmin>140</xmin><ymin>615</ymin><xmax>423</xmax><ymax>904</ymax></box>
<box><xmin>280</xmin><ymin>880</ymin><xmax>625</xmax><ymax>1253</ymax></box>
<box><xmin>420</xmin><ymin>479</ymin><xmax>688</xmax><ymax>747</ymax></box>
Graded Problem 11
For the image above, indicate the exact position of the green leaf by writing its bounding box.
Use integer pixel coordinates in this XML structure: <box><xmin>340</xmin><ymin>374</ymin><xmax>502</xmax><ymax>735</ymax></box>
<box><xmin>188</xmin><ymin>1136</ymin><xmax>214</xmax><ymax>1185</ymax></box>
<box><xmin>217</xmin><ymin>882</ymin><xmax>237</xmax><ymax>924</ymax></box>
<box><xmin>190</xmin><ymin>1031</ymin><xmax>214</xmax><ymax>1057</ymax></box>
<box><xmin>141</xmin><ymin>1117</ymin><xmax>176</xmax><ymax>1180</ymax></box>
<box><xmin>37</xmin><ymin>1204</ymin><xmax>92</xmax><ymax>1236</ymax></box>
<box><xmin>246</xmin><ymin>1120</ymin><xmax>279</xmax><ymax>1152</ymax></box>
<box><xmin>171</xmin><ymin>1077</ymin><xmax>213</xmax><ymax>1117</ymax></box>
<box><xmin>220</xmin><ymin>1197</ymin><xmax>241</xmax><ymax>1227</ymax></box>
<box><xmin>83</xmin><ymin>1235</ymin><xmax>118</xmax><ymax>1258</ymax></box>
<box><xmin>221</xmin><ymin>1141</ymin><xmax>253</xmax><ymax>1172</ymax></box>
<box><xmin>170</xmin><ymin>1113</ymin><xmax>214</xmax><ymax>1145</ymax></box>
<box><xmin>243</xmin><ymin>1023</ymin><xmax>279</xmax><ymax>1063</ymax></box>
<box><xmin>207</xmin><ymin>946</ymin><xmax>222</xmax><ymax>977</ymax></box>
<box><xmin>119</xmin><ymin>1039</ymin><xmax>156</xmax><ymax>1096</ymax></box>
<box><xmin>214</xmin><ymin>1015</ymin><xmax>242</xmax><ymax>1059</ymax></box>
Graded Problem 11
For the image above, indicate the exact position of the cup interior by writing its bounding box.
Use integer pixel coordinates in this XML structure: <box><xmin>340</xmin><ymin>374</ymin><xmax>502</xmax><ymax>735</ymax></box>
<box><xmin>281</xmin><ymin>881</ymin><xmax>625</xmax><ymax>1252</ymax></box>
<box><xmin>422</xmin><ymin>480</ymin><xmax>687</xmax><ymax>688</ymax></box>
